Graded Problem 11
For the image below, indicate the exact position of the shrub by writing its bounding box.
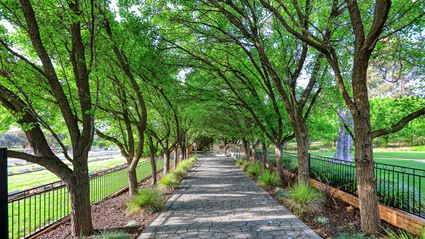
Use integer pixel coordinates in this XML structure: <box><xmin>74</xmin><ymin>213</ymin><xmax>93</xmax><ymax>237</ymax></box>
<box><xmin>246</xmin><ymin>163</ymin><xmax>263</xmax><ymax>178</ymax></box>
<box><xmin>410</xmin><ymin>145</ymin><xmax>425</xmax><ymax>151</ymax></box>
<box><xmin>279</xmin><ymin>183</ymin><xmax>325</xmax><ymax>216</ymax></box>
<box><xmin>94</xmin><ymin>231</ymin><xmax>131</xmax><ymax>239</ymax></box>
<box><xmin>258</xmin><ymin>170</ymin><xmax>280</xmax><ymax>189</ymax></box>
<box><xmin>159</xmin><ymin>173</ymin><xmax>180</xmax><ymax>190</ymax></box>
<box><xmin>127</xmin><ymin>188</ymin><xmax>165</xmax><ymax>214</ymax></box>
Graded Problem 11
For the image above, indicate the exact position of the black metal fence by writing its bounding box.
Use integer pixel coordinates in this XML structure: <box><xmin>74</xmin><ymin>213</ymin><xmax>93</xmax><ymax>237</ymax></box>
<box><xmin>7</xmin><ymin>160</ymin><xmax>163</xmax><ymax>239</ymax></box>
<box><xmin>281</xmin><ymin>151</ymin><xmax>425</xmax><ymax>219</ymax></box>
<box><xmin>230</xmin><ymin>148</ymin><xmax>425</xmax><ymax>219</ymax></box>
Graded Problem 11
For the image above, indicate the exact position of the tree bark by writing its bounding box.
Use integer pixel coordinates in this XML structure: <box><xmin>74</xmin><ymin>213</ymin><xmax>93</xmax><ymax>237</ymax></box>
<box><xmin>261</xmin><ymin>142</ymin><xmax>267</xmax><ymax>166</ymax></box>
<box><xmin>274</xmin><ymin>144</ymin><xmax>284</xmax><ymax>180</ymax></box>
<box><xmin>148</xmin><ymin>136</ymin><xmax>157</xmax><ymax>185</ymax></box>
<box><xmin>174</xmin><ymin>146</ymin><xmax>178</xmax><ymax>168</ymax></box>
<box><xmin>352</xmin><ymin>59</ymin><xmax>381</xmax><ymax>234</ymax></box>
<box><xmin>127</xmin><ymin>165</ymin><xmax>138</xmax><ymax>196</ymax></box>
<box><xmin>293</xmin><ymin>118</ymin><xmax>310</xmax><ymax>184</ymax></box>
<box><xmin>67</xmin><ymin>162</ymin><xmax>93</xmax><ymax>237</ymax></box>
<box><xmin>242</xmin><ymin>139</ymin><xmax>250</xmax><ymax>160</ymax></box>
<box><xmin>164</xmin><ymin>152</ymin><xmax>170</xmax><ymax>174</ymax></box>
<box><xmin>252</xmin><ymin>143</ymin><xmax>258</xmax><ymax>161</ymax></box>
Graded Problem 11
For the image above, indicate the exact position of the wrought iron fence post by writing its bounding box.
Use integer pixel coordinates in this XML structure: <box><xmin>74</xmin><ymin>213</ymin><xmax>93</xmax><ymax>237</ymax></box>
<box><xmin>0</xmin><ymin>148</ymin><xmax>8</xmax><ymax>239</ymax></box>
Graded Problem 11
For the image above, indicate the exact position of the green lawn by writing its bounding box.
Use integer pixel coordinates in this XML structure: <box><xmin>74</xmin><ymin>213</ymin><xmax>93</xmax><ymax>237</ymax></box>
<box><xmin>8</xmin><ymin>154</ymin><xmax>127</xmax><ymax>192</ymax></box>
<box><xmin>310</xmin><ymin>151</ymin><xmax>425</xmax><ymax>170</ymax></box>
<box><xmin>311</xmin><ymin>151</ymin><xmax>425</xmax><ymax>160</ymax></box>
<box><xmin>8</xmin><ymin>160</ymin><xmax>164</xmax><ymax>239</ymax></box>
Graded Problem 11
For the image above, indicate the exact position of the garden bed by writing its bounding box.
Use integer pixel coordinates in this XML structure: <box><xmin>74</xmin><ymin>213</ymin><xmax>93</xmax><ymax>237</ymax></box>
<box><xmin>35</xmin><ymin>173</ymin><xmax>165</xmax><ymax>239</ymax></box>
<box><xmin>238</xmin><ymin>159</ymin><xmax>406</xmax><ymax>239</ymax></box>
<box><xmin>278</xmin><ymin>191</ymin><xmax>398</xmax><ymax>238</ymax></box>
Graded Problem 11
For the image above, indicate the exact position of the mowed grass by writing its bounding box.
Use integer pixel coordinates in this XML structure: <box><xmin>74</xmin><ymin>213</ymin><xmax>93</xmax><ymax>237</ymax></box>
<box><xmin>8</xmin><ymin>160</ymin><xmax>163</xmax><ymax>239</ymax></box>
<box><xmin>311</xmin><ymin>151</ymin><xmax>425</xmax><ymax>160</ymax></box>
<box><xmin>310</xmin><ymin>151</ymin><xmax>425</xmax><ymax>170</ymax></box>
<box><xmin>7</xmin><ymin>154</ymin><xmax>119</xmax><ymax>174</ymax></box>
<box><xmin>8</xmin><ymin>154</ymin><xmax>127</xmax><ymax>192</ymax></box>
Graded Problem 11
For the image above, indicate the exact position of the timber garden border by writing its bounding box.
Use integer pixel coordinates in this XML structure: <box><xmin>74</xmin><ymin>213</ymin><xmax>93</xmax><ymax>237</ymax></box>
<box><xmin>229</xmin><ymin>148</ymin><xmax>425</xmax><ymax>235</ymax></box>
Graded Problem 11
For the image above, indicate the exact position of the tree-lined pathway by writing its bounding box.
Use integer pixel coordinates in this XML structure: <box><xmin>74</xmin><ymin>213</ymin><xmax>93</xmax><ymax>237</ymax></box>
<box><xmin>139</xmin><ymin>155</ymin><xmax>320</xmax><ymax>239</ymax></box>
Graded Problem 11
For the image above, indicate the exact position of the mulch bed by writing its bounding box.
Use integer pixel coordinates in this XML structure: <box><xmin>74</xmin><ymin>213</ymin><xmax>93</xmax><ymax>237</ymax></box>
<box><xmin>263</xmin><ymin>182</ymin><xmax>400</xmax><ymax>239</ymax></box>
<box><xmin>36</xmin><ymin>173</ymin><xmax>165</xmax><ymax>239</ymax></box>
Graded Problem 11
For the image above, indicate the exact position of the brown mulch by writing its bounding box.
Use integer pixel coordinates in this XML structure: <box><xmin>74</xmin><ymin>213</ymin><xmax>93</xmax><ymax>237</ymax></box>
<box><xmin>36</xmin><ymin>173</ymin><xmax>165</xmax><ymax>239</ymax></box>
<box><xmin>265</xmin><ymin>185</ymin><xmax>400</xmax><ymax>239</ymax></box>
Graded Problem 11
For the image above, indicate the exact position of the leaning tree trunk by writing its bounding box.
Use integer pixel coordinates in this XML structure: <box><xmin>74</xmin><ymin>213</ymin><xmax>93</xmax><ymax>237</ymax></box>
<box><xmin>274</xmin><ymin>144</ymin><xmax>284</xmax><ymax>180</ymax></box>
<box><xmin>293</xmin><ymin>118</ymin><xmax>310</xmax><ymax>184</ymax></box>
<box><xmin>128</xmin><ymin>163</ymin><xmax>138</xmax><ymax>196</ymax></box>
<box><xmin>67</xmin><ymin>161</ymin><xmax>93</xmax><ymax>237</ymax></box>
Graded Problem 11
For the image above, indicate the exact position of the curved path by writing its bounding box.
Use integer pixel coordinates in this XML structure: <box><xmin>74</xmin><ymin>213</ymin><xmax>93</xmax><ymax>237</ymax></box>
<box><xmin>139</xmin><ymin>155</ymin><xmax>321</xmax><ymax>239</ymax></box>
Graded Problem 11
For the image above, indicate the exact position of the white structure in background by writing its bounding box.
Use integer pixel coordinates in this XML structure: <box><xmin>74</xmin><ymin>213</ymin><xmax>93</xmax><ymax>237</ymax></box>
<box><xmin>334</xmin><ymin>110</ymin><xmax>353</xmax><ymax>161</ymax></box>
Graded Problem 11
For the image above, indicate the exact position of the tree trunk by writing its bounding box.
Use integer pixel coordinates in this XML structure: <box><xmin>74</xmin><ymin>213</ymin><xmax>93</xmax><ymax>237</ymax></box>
<box><xmin>150</xmin><ymin>153</ymin><xmax>157</xmax><ymax>186</ymax></box>
<box><xmin>164</xmin><ymin>152</ymin><xmax>170</xmax><ymax>174</ymax></box>
<box><xmin>294</xmin><ymin>119</ymin><xmax>310</xmax><ymax>184</ymax></box>
<box><xmin>128</xmin><ymin>166</ymin><xmax>138</xmax><ymax>196</ymax></box>
<box><xmin>352</xmin><ymin>57</ymin><xmax>381</xmax><ymax>234</ymax></box>
<box><xmin>274</xmin><ymin>144</ymin><xmax>284</xmax><ymax>180</ymax></box>
<box><xmin>148</xmin><ymin>135</ymin><xmax>157</xmax><ymax>185</ymax></box>
<box><xmin>242</xmin><ymin>139</ymin><xmax>249</xmax><ymax>160</ymax></box>
<box><xmin>252</xmin><ymin>143</ymin><xmax>258</xmax><ymax>161</ymax></box>
<box><xmin>355</xmin><ymin>137</ymin><xmax>380</xmax><ymax>233</ymax></box>
<box><xmin>68</xmin><ymin>162</ymin><xmax>93</xmax><ymax>237</ymax></box>
<box><xmin>174</xmin><ymin>147</ymin><xmax>178</xmax><ymax>168</ymax></box>
<box><xmin>261</xmin><ymin>142</ymin><xmax>267</xmax><ymax>166</ymax></box>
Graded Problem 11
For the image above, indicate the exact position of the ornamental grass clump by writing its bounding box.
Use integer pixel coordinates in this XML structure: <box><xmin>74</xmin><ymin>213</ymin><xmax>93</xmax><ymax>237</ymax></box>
<box><xmin>172</xmin><ymin>167</ymin><xmax>187</xmax><ymax>181</ymax></box>
<box><xmin>94</xmin><ymin>231</ymin><xmax>131</xmax><ymax>239</ymax></box>
<box><xmin>127</xmin><ymin>188</ymin><xmax>165</xmax><ymax>214</ymax></box>
<box><xmin>258</xmin><ymin>169</ymin><xmax>280</xmax><ymax>189</ymax></box>
<box><xmin>279</xmin><ymin>183</ymin><xmax>325</xmax><ymax>216</ymax></box>
<box><xmin>242</xmin><ymin>160</ymin><xmax>253</xmax><ymax>171</ymax></box>
<box><xmin>385</xmin><ymin>229</ymin><xmax>423</xmax><ymax>239</ymax></box>
<box><xmin>177</xmin><ymin>159</ymin><xmax>193</xmax><ymax>172</ymax></box>
<box><xmin>245</xmin><ymin>163</ymin><xmax>263</xmax><ymax>178</ymax></box>
<box><xmin>235</xmin><ymin>159</ymin><xmax>245</xmax><ymax>167</ymax></box>
<box><xmin>159</xmin><ymin>173</ymin><xmax>180</xmax><ymax>190</ymax></box>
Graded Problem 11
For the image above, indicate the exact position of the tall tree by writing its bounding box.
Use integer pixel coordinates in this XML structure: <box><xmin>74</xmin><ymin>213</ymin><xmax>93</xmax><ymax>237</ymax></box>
<box><xmin>259</xmin><ymin>0</ymin><xmax>425</xmax><ymax>233</ymax></box>
<box><xmin>0</xmin><ymin>0</ymin><xmax>97</xmax><ymax>235</ymax></box>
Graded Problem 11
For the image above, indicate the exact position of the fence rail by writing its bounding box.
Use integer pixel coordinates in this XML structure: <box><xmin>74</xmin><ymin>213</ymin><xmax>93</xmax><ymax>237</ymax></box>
<box><xmin>7</xmin><ymin>159</ymin><xmax>163</xmax><ymax>239</ymax></box>
<box><xmin>230</xmin><ymin>149</ymin><xmax>425</xmax><ymax>219</ymax></box>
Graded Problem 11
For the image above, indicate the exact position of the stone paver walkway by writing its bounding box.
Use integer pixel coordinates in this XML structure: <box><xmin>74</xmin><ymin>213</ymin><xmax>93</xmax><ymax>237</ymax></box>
<box><xmin>139</xmin><ymin>155</ymin><xmax>321</xmax><ymax>239</ymax></box>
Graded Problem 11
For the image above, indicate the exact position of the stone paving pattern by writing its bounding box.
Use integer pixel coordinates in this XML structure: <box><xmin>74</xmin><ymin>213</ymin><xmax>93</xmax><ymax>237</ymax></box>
<box><xmin>139</xmin><ymin>155</ymin><xmax>321</xmax><ymax>239</ymax></box>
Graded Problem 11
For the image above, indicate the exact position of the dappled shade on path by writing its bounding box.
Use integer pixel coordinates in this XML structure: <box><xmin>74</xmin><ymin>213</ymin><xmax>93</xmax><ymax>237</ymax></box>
<box><xmin>139</xmin><ymin>155</ymin><xmax>320</xmax><ymax>239</ymax></box>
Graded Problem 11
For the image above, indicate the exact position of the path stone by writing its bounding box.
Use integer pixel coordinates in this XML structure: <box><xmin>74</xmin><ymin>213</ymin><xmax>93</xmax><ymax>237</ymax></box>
<box><xmin>139</xmin><ymin>155</ymin><xmax>321</xmax><ymax>239</ymax></box>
